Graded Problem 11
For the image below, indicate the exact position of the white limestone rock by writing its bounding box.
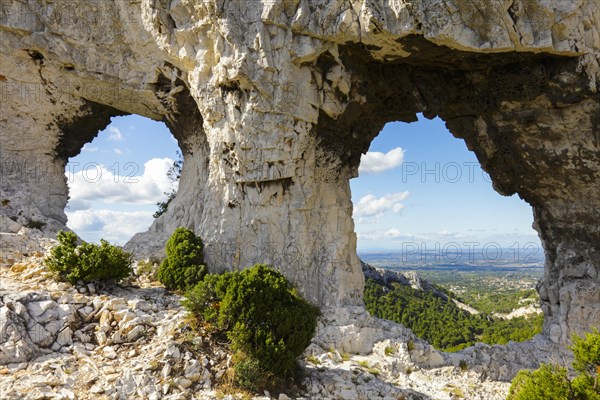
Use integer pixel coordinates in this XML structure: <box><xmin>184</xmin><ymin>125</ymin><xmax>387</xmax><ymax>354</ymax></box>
<box><xmin>1</xmin><ymin>0</ymin><xmax>599</xmax><ymax>397</ymax></box>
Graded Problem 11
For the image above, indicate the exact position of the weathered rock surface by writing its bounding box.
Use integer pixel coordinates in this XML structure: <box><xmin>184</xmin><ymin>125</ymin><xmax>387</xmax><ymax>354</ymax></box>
<box><xmin>1</xmin><ymin>0</ymin><xmax>600</xmax><ymax>345</ymax></box>
<box><xmin>0</xmin><ymin>252</ymin><xmax>232</xmax><ymax>399</ymax></box>
<box><xmin>0</xmin><ymin>245</ymin><xmax>566</xmax><ymax>399</ymax></box>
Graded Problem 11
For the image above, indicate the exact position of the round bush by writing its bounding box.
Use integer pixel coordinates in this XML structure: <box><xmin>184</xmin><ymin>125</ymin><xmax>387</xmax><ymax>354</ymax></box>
<box><xmin>183</xmin><ymin>264</ymin><xmax>320</xmax><ymax>379</ymax></box>
<box><xmin>45</xmin><ymin>231</ymin><xmax>132</xmax><ymax>284</ymax></box>
<box><xmin>157</xmin><ymin>227</ymin><xmax>207</xmax><ymax>291</ymax></box>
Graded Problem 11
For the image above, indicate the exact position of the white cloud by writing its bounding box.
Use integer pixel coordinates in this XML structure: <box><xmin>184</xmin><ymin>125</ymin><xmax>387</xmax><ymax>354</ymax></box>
<box><xmin>66</xmin><ymin>157</ymin><xmax>175</xmax><ymax>208</ymax></box>
<box><xmin>353</xmin><ymin>192</ymin><xmax>409</xmax><ymax>222</ymax></box>
<box><xmin>357</xmin><ymin>228</ymin><xmax>414</xmax><ymax>241</ymax></box>
<box><xmin>384</xmin><ymin>228</ymin><xmax>413</xmax><ymax>239</ymax></box>
<box><xmin>107</xmin><ymin>126</ymin><xmax>124</xmax><ymax>141</ymax></box>
<box><xmin>436</xmin><ymin>230</ymin><xmax>458</xmax><ymax>237</ymax></box>
<box><xmin>66</xmin><ymin>209</ymin><xmax>154</xmax><ymax>245</ymax></box>
<box><xmin>359</xmin><ymin>147</ymin><xmax>405</xmax><ymax>174</ymax></box>
<box><xmin>66</xmin><ymin>198</ymin><xmax>92</xmax><ymax>212</ymax></box>
<box><xmin>68</xmin><ymin>211</ymin><xmax>105</xmax><ymax>232</ymax></box>
<box><xmin>114</xmin><ymin>148</ymin><xmax>124</xmax><ymax>155</ymax></box>
<box><xmin>82</xmin><ymin>143</ymin><xmax>98</xmax><ymax>152</ymax></box>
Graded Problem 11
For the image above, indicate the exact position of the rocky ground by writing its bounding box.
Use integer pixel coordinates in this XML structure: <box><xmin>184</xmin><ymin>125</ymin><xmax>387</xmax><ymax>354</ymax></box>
<box><xmin>493</xmin><ymin>305</ymin><xmax>543</xmax><ymax>320</ymax></box>
<box><xmin>1</xmin><ymin>229</ymin><xmax>564</xmax><ymax>399</ymax></box>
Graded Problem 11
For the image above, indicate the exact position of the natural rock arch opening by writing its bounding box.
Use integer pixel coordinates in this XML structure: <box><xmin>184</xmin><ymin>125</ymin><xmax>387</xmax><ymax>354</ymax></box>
<box><xmin>63</xmin><ymin>115</ymin><xmax>181</xmax><ymax>245</ymax></box>
<box><xmin>51</xmin><ymin>79</ymin><xmax>212</xmax><ymax>258</ymax></box>
<box><xmin>352</xmin><ymin>116</ymin><xmax>546</xmax><ymax>350</ymax></box>
<box><xmin>0</xmin><ymin>55</ymin><xmax>210</xmax><ymax>263</ymax></box>
<box><xmin>351</xmin><ymin>115</ymin><xmax>542</xmax><ymax>253</ymax></box>
<box><xmin>311</xmin><ymin>37</ymin><xmax>600</xmax><ymax>344</ymax></box>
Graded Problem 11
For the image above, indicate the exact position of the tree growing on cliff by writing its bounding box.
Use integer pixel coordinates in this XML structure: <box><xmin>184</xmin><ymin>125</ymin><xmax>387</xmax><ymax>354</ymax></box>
<box><xmin>154</xmin><ymin>150</ymin><xmax>183</xmax><ymax>218</ymax></box>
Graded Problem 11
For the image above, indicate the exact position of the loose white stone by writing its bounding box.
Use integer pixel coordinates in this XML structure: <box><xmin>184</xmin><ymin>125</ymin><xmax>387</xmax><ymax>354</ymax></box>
<box><xmin>161</xmin><ymin>363</ymin><xmax>172</xmax><ymax>380</ymax></box>
<box><xmin>128</xmin><ymin>299</ymin><xmax>151</xmax><ymax>312</ymax></box>
<box><xmin>27</xmin><ymin>300</ymin><xmax>56</xmax><ymax>318</ymax></box>
<box><xmin>103</xmin><ymin>346</ymin><xmax>118</xmax><ymax>360</ymax></box>
<box><xmin>95</xmin><ymin>330</ymin><xmax>108</xmax><ymax>345</ymax></box>
<box><xmin>175</xmin><ymin>377</ymin><xmax>192</xmax><ymax>388</ymax></box>
<box><xmin>56</xmin><ymin>327</ymin><xmax>73</xmax><ymax>346</ymax></box>
<box><xmin>90</xmin><ymin>385</ymin><xmax>104</xmax><ymax>394</ymax></box>
<box><xmin>127</xmin><ymin>325</ymin><xmax>145</xmax><ymax>341</ymax></box>
<box><xmin>106</xmin><ymin>298</ymin><xmax>127</xmax><ymax>311</ymax></box>
<box><xmin>164</xmin><ymin>345</ymin><xmax>180</xmax><ymax>360</ymax></box>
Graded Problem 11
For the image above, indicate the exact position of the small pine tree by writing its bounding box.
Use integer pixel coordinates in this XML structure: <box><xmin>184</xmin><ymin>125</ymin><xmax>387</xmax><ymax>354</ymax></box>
<box><xmin>223</xmin><ymin>264</ymin><xmax>320</xmax><ymax>377</ymax></box>
<box><xmin>45</xmin><ymin>231</ymin><xmax>79</xmax><ymax>276</ymax></box>
<box><xmin>183</xmin><ymin>264</ymin><xmax>320</xmax><ymax>383</ymax></box>
<box><xmin>157</xmin><ymin>227</ymin><xmax>207</xmax><ymax>291</ymax></box>
<box><xmin>571</xmin><ymin>328</ymin><xmax>600</xmax><ymax>399</ymax></box>
<box><xmin>571</xmin><ymin>328</ymin><xmax>600</xmax><ymax>376</ymax></box>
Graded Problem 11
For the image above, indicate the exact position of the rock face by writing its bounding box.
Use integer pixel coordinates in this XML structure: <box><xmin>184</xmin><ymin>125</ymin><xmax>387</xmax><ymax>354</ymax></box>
<box><xmin>1</xmin><ymin>1</ymin><xmax>600</xmax><ymax>343</ymax></box>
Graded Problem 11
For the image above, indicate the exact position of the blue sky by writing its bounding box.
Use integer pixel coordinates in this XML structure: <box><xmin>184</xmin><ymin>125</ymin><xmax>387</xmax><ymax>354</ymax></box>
<box><xmin>65</xmin><ymin>114</ymin><xmax>541</xmax><ymax>252</ymax></box>
<box><xmin>65</xmin><ymin>115</ymin><xmax>179</xmax><ymax>244</ymax></box>
<box><xmin>351</xmin><ymin>115</ymin><xmax>540</xmax><ymax>252</ymax></box>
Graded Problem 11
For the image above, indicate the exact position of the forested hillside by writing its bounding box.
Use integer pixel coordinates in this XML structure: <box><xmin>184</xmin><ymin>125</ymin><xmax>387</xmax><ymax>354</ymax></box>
<box><xmin>364</xmin><ymin>278</ymin><xmax>543</xmax><ymax>352</ymax></box>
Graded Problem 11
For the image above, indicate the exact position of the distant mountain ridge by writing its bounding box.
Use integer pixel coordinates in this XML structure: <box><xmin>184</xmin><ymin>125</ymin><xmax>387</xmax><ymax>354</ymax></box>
<box><xmin>361</xmin><ymin>260</ymin><xmax>479</xmax><ymax>315</ymax></box>
<box><xmin>361</xmin><ymin>260</ymin><xmax>446</xmax><ymax>297</ymax></box>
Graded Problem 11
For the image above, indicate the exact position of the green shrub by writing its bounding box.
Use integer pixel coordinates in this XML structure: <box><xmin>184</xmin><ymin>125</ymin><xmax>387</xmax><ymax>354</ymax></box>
<box><xmin>572</xmin><ymin>374</ymin><xmax>600</xmax><ymax>400</ymax></box>
<box><xmin>182</xmin><ymin>272</ymin><xmax>231</xmax><ymax>328</ymax></box>
<box><xmin>507</xmin><ymin>329</ymin><xmax>600</xmax><ymax>400</ymax></box>
<box><xmin>183</xmin><ymin>264</ymin><xmax>320</xmax><ymax>380</ymax></box>
<box><xmin>45</xmin><ymin>231</ymin><xmax>132</xmax><ymax>284</ymax></box>
<box><xmin>306</xmin><ymin>355</ymin><xmax>321</xmax><ymax>365</ymax></box>
<box><xmin>230</xmin><ymin>353</ymin><xmax>270</xmax><ymax>392</ymax></box>
<box><xmin>384</xmin><ymin>346</ymin><xmax>394</xmax><ymax>356</ymax></box>
<box><xmin>571</xmin><ymin>328</ymin><xmax>600</xmax><ymax>400</ymax></box>
<box><xmin>507</xmin><ymin>364</ymin><xmax>572</xmax><ymax>400</ymax></box>
<box><xmin>571</xmin><ymin>328</ymin><xmax>600</xmax><ymax>376</ymax></box>
<box><xmin>157</xmin><ymin>227</ymin><xmax>207</xmax><ymax>291</ymax></box>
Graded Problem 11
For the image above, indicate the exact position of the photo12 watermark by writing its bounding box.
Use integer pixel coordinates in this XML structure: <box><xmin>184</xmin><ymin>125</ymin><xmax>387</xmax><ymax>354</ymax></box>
<box><xmin>398</xmin><ymin>162</ymin><xmax>492</xmax><ymax>184</ymax></box>
<box><xmin>65</xmin><ymin>162</ymin><xmax>141</xmax><ymax>184</ymax></box>
<box><xmin>398</xmin><ymin>241</ymin><xmax>542</xmax><ymax>264</ymax></box>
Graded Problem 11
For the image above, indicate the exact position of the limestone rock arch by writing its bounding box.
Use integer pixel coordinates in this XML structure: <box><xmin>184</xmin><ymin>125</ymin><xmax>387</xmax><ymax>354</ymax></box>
<box><xmin>1</xmin><ymin>0</ymin><xmax>600</xmax><ymax>345</ymax></box>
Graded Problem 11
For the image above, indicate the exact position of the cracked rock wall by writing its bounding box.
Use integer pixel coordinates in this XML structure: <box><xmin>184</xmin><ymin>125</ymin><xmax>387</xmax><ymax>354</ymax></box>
<box><xmin>1</xmin><ymin>0</ymin><xmax>600</xmax><ymax>343</ymax></box>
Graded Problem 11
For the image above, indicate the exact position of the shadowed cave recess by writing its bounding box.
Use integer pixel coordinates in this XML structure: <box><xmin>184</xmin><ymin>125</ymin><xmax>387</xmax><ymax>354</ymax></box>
<box><xmin>1</xmin><ymin>0</ymin><xmax>599</xmax><ymax>356</ymax></box>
